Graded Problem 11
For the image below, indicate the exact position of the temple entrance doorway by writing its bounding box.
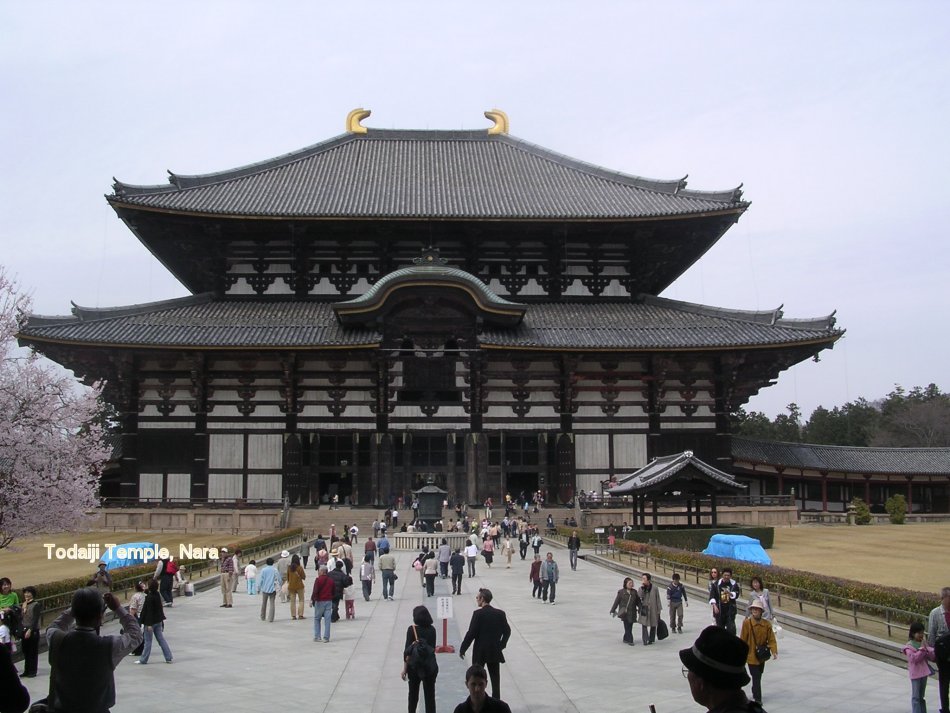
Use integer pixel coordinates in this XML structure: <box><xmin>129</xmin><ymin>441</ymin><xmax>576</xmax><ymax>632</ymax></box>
<box><xmin>506</xmin><ymin>472</ymin><xmax>539</xmax><ymax>505</ymax></box>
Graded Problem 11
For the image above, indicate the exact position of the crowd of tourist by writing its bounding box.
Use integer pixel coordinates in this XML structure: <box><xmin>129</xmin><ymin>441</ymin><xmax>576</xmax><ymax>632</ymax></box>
<box><xmin>3</xmin><ymin>509</ymin><xmax>950</xmax><ymax>713</ymax></box>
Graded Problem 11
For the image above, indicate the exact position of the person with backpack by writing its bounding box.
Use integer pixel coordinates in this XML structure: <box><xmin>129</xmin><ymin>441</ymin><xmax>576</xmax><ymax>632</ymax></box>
<box><xmin>927</xmin><ymin>586</ymin><xmax>950</xmax><ymax>713</ymax></box>
<box><xmin>328</xmin><ymin>560</ymin><xmax>352</xmax><ymax>622</ymax></box>
<box><xmin>402</xmin><ymin>605</ymin><xmax>439</xmax><ymax>713</ymax></box>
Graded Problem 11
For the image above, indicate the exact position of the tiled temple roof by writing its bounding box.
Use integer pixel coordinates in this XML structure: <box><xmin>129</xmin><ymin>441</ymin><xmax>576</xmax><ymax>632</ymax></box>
<box><xmin>109</xmin><ymin>129</ymin><xmax>747</xmax><ymax>220</ymax></box>
<box><xmin>731</xmin><ymin>437</ymin><xmax>950</xmax><ymax>475</ymax></box>
<box><xmin>610</xmin><ymin>451</ymin><xmax>746</xmax><ymax>494</ymax></box>
<box><xmin>19</xmin><ymin>294</ymin><xmax>838</xmax><ymax>351</ymax></box>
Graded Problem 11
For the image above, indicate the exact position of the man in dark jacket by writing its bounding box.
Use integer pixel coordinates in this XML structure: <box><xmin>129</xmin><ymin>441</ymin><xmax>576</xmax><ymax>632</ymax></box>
<box><xmin>46</xmin><ymin>588</ymin><xmax>143</xmax><ymax>713</ymax></box>
<box><xmin>709</xmin><ymin>568</ymin><xmax>741</xmax><ymax>634</ymax></box>
<box><xmin>459</xmin><ymin>588</ymin><xmax>511</xmax><ymax>699</ymax></box>
<box><xmin>327</xmin><ymin>560</ymin><xmax>351</xmax><ymax>622</ymax></box>
<box><xmin>450</xmin><ymin>548</ymin><xmax>466</xmax><ymax>595</ymax></box>
<box><xmin>566</xmin><ymin>530</ymin><xmax>581</xmax><ymax>571</ymax></box>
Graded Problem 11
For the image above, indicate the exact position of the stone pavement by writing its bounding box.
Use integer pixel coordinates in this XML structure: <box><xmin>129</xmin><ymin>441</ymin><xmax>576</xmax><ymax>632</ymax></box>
<box><xmin>19</xmin><ymin>546</ymin><xmax>921</xmax><ymax>713</ymax></box>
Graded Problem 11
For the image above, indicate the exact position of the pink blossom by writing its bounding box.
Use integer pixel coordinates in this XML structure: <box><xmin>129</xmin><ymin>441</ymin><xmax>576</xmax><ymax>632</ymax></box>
<box><xmin>0</xmin><ymin>268</ymin><xmax>109</xmax><ymax>549</ymax></box>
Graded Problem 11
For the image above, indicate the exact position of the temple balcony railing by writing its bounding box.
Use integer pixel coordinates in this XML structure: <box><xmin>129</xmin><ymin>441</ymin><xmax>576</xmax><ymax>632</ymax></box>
<box><xmin>580</xmin><ymin>494</ymin><xmax>794</xmax><ymax>509</ymax></box>
<box><xmin>100</xmin><ymin>497</ymin><xmax>282</xmax><ymax>509</ymax></box>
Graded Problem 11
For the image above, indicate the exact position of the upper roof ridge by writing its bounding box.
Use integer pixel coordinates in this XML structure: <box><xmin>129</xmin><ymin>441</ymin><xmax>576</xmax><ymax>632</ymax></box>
<box><xmin>111</xmin><ymin>128</ymin><xmax>746</xmax><ymax>205</ymax></box>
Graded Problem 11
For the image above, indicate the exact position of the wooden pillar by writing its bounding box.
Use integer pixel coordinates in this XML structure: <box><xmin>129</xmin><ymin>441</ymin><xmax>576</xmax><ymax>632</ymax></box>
<box><xmin>686</xmin><ymin>499</ymin><xmax>693</xmax><ymax>527</ymax></box>
<box><xmin>776</xmin><ymin>467</ymin><xmax>784</xmax><ymax>497</ymax></box>
<box><xmin>374</xmin><ymin>433</ymin><xmax>393</xmax><ymax>509</ymax></box>
<box><xmin>645</xmin><ymin>356</ymin><xmax>662</xmax><ymax>460</ymax></box>
<box><xmin>639</xmin><ymin>496</ymin><xmax>647</xmax><ymax>531</ymax></box>
<box><xmin>116</xmin><ymin>359</ymin><xmax>140</xmax><ymax>501</ymax></box>
<box><xmin>864</xmin><ymin>474</ymin><xmax>871</xmax><ymax>504</ymax></box>
<box><xmin>651</xmin><ymin>498</ymin><xmax>659</xmax><ymax>531</ymax></box>
<box><xmin>906</xmin><ymin>476</ymin><xmax>914</xmax><ymax>511</ymax></box>
<box><xmin>446</xmin><ymin>432</ymin><xmax>458</xmax><ymax>506</ymax></box>
<box><xmin>189</xmin><ymin>355</ymin><xmax>209</xmax><ymax>502</ymax></box>
<box><xmin>712</xmin><ymin>355</ymin><xmax>732</xmax><ymax>467</ymax></box>
<box><xmin>465</xmin><ymin>433</ymin><xmax>487</xmax><ymax>506</ymax></box>
<box><xmin>711</xmin><ymin>493</ymin><xmax>718</xmax><ymax>527</ymax></box>
<box><xmin>820</xmin><ymin>472</ymin><xmax>829</xmax><ymax>512</ymax></box>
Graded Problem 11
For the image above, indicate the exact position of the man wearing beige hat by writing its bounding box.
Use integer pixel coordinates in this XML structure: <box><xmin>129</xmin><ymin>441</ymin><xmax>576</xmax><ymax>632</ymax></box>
<box><xmin>277</xmin><ymin>550</ymin><xmax>291</xmax><ymax>603</ymax></box>
<box><xmin>219</xmin><ymin>547</ymin><xmax>234</xmax><ymax>607</ymax></box>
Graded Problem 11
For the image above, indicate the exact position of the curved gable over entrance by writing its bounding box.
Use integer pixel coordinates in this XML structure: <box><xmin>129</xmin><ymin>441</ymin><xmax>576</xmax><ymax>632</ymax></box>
<box><xmin>333</xmin><ymin>249</ymin><xmax>526</xmax><ymax>329</ymax></box>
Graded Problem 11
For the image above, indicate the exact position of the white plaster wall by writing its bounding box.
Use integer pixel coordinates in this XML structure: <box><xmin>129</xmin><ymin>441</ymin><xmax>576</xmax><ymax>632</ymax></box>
<box><xmin>247</xmin><ymin>473</ymin><xmax>282</xmax><ymax>502</ymax></box>
<box><xmin>167</xmin><ymin>473</ymin><xmax>191</xmax><ymax>500</ymax></box>
<box><xmin>248</xmin><ymin>434</ymin><xmax>283</xmax><ymax>469</ymax></box>
<box><xmin>575</xmin><ymin>433</ymin><xmax>610</xmax><ymax>470</ymax></box>
<box><xmin>139</xmin><ymin>473</ymin><xmax>163</xmax><ymax>500</ymax></box>
<box><xmin>613</xmin><ymin>434</ymin><xmax>648</xmax><ymax>471</ymax></box>
<box><xmin>209</xmin><ymin>473</ymin><xmax>243</xmax><ymax>500</ymax></box>
<box><xmin>209</xmin><ymin>434</ymin><xmax>244</xmax><ymax>469</ymax></box>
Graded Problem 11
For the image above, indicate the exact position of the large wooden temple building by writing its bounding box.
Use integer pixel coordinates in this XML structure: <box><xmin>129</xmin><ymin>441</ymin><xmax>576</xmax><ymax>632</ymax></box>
<box><xmin>18</xmin><ymin>109</ymin><xmax>844</xmax><ymax>509</ymax></box>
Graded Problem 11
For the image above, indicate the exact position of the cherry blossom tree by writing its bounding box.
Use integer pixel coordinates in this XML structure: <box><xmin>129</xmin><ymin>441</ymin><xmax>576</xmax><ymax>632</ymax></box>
<box><xmin>0</xmin><ymin>268</ymin><xmax>110</xmax><ymax>549</ymax></box>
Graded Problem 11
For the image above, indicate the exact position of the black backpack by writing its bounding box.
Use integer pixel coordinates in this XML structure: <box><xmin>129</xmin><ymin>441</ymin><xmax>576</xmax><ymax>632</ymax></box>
<box><xmin>406</xmin><ymin>626</ymin><xmax>438</xmax><ymax>679</ymax></box>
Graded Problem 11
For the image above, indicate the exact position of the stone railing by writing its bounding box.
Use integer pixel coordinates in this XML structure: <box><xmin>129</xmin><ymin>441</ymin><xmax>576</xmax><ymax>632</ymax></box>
<box><xmin>390</xmin><ymin>532</ymin><xmax>471</xmax><ymax>552</ymax></box>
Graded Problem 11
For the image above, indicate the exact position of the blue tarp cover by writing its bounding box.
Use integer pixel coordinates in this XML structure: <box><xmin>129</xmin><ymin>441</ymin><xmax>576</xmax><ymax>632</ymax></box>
<box><xmin>702</xmin><ymin>534</ymin><xmax>772</xmax><ymax>565</ymax></box>
<box><xmin>100</xmin><ymin>542</ymin><xmax>164</xmax><ymax>570</ymax></box>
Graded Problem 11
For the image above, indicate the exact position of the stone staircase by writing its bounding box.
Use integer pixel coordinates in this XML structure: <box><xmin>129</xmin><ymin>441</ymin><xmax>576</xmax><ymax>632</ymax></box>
<box><xmin>285</xmin><ymin>506</ymin><xmax>375</xmax><ymax>538</ymax></box>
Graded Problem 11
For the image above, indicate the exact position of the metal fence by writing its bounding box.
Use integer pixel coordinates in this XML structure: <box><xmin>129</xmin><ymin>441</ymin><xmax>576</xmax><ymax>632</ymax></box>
<box><xmin>589</xmin><ymin>543</ymin><xmax>922</xmax><ymax>642</ymax></box>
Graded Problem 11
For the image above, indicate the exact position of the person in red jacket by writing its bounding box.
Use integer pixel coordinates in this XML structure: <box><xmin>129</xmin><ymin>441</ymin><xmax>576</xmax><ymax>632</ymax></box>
<box><xmin>529</xmin><ymin>555</ymin><xmax>542</xmax><ymax>599</ymax></box>
<box><xmin>310</xmin><ymin>565</ymin><xmax>336</xmax><ymax>643</ymax></box>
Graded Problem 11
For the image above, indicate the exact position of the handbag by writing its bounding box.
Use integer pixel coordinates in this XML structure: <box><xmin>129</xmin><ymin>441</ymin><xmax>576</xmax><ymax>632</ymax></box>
<box><xmin>657</xmin><ymin>619</ymin><xmax>669</xmax><ymax>640</ymax></box>
<box><xmin>752</xmin><ymin>626</ymin><xmax>772</xmax><ymax>662</ymax></box>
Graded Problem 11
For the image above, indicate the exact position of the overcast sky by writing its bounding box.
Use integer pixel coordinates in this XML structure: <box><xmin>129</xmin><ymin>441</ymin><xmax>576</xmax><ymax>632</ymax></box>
<box><xmin>1</xmin><ymin>2</ymin><xmax>947</xmax><ymax>419</ymax></box>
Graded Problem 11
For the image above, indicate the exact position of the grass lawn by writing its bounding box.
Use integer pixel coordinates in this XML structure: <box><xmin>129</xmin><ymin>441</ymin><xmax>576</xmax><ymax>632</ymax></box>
<box><xmin>770</xmin><ymin>521</ymin><xmax>950</xmax><ymax>593</ymax></box>
<box><xmin>0</xmin><ymin>531</ymin><xmax>237</xmax><ymax>589</ymax></box>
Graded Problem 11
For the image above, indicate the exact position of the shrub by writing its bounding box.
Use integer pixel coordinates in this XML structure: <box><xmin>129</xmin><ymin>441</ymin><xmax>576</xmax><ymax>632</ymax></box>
<box><xmin>851</xmin><ymin>497</ymin><xmax>872</xmax><ymax>525</ymax></box>
<box><xmin>620</xmin><ymin>526</ymin><xmax>774</xmax><ymax>550</ymax></box>
<box><xmin>885</xmin><ymin>494</ymin><xmax>907</xmax><ymax>525</ymax></box>
<box><xmin>612</xmin><ymin>538</ymin><xmax>935</xmax><ymax>620</ymax></box>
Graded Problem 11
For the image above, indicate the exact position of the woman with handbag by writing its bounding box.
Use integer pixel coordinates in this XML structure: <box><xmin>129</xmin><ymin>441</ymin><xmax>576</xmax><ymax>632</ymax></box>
<box><xmin>740</xmin><ymin>597</ymin><xmax>778</xmax><ymax>704</ymax></box>
<box><xmin>609</xmin><ymin>577</ymin><xmax>641</xmax><ymax>646</ymax></box>
<box><xmin>748</xmin><ymin>575</ymin><xmax>774</xmax><ymax>620</ymax></box>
